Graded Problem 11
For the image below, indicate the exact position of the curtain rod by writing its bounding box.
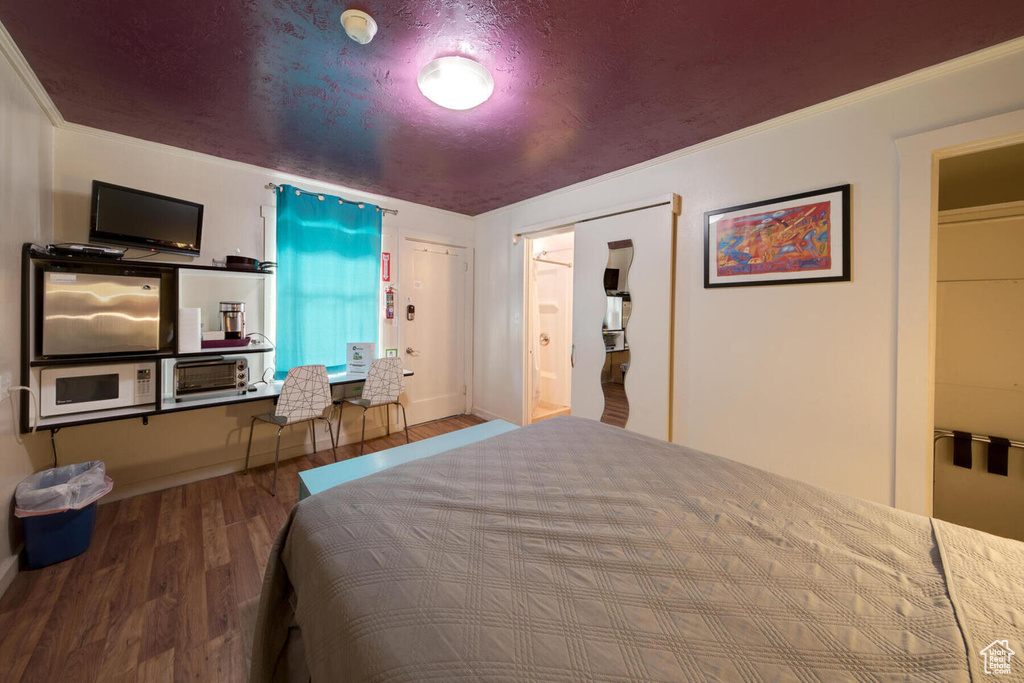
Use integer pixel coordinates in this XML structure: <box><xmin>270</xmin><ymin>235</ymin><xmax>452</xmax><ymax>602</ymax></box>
<box><xmin>513</xmin><ymin>200</ymin><xmax>671</xmax><ymax>243</ymax></box>
<box><xmin>534</xmin><ymin>257</ymin><xmax>572</xmax><ymax>268</ymax></box>
<box><xmin>267</xmin><ymin>183</ymin><xmax>398</xmax><ymax>216</ymax></box>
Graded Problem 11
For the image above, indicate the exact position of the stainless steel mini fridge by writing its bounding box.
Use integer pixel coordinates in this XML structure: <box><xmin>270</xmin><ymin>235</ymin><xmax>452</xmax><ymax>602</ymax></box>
<box><xmin>42</xmin><ymin>271</ymin><xmax>161</xmax><ymax>356</ymax></box>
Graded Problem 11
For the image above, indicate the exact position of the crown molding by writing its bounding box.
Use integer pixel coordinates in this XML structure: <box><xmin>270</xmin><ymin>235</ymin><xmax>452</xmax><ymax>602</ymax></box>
<box><xmin>476</xmin><ymin>36</ymin><xmax>1024</xmax><ymax>222</ymax></box>
<box><xmin>0</xmin><ymin>20</ymin><xmax>471</xmax><ymax>221</ymax></box>
<box><xmin>0</xmin><ymin>18</ymin><xmax>64</xmax><ymax>126</ymax></box>
<box><xmin>2</xmin><ymin>13</ymin><xmax>1022</xmax><ymax>221</ymax></box>
<box><xmin>55</xmin><ymin>122</ymin><xmax>473</xmax><ymax>220</ymax></box>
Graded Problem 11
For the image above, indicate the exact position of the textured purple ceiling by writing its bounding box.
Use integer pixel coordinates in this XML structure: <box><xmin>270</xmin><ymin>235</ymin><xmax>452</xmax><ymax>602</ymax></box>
<box><xmin>2</xmin><ymin>1</ymin><xmax>1022</xmax><ymax>215</ymax></box>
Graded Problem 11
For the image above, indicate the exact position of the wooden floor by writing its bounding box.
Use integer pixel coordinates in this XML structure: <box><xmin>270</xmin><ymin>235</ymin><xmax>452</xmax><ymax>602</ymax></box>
<box><xmin>600</xmin><ymin>381</ymin><xmax>629</xmax><ymax>428</ymax></box>
<box><xmin>0</xmin><ymin>414</ymin><xmax>484</xmax><ymax>683</ymax></box>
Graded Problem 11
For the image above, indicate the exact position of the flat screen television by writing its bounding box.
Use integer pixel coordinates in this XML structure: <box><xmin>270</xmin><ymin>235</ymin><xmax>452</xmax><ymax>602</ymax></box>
<box><xmin>604</xmin><ymin>268</ymin><xmax>619</xmax><ymax>292</ymax></box>
<box><xmin>89</xmin><ymin>180</ymin><xmax>203</xmax><ymax>257</ymax></box>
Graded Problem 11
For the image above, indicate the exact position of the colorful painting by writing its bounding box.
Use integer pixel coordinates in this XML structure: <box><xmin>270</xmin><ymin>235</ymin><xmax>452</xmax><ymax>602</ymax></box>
<box><xmin>704</xmin><ymin>185</ymin><xmax>850</xmax><ymax>288</ymax></box>
<box><xmin>716</xmin><ymin>201</ymin><xmax>831</xmax><ymax>276</ymax></box>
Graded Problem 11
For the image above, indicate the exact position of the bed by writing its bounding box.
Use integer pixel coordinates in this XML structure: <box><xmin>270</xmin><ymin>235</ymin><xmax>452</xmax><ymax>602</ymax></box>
<box><xmin>250</xmin><ymin>416</ymin><xmax>1024</xmax><ymax>682</ymax></box>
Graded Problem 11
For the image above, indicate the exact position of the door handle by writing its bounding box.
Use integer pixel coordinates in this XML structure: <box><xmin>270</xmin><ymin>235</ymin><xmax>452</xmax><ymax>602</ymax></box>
<box><xmin>406</xmin><ymin>347</ymin><xmax>418</xmax><ymax>355</ymax></box>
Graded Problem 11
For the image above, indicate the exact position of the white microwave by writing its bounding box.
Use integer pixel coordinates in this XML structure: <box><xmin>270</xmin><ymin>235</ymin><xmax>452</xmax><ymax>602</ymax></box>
<box><xmin>40</xmin><ymin>362</ymin><xmax>156</xmax><ymax>417</ymax></box>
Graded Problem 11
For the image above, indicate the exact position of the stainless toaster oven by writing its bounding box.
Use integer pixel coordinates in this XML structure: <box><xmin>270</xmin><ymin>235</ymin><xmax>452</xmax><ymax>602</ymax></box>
<box><xmin>173</xmin><ymin>358</ymin><xmax>248</xmax><ymax>400</ymax></box>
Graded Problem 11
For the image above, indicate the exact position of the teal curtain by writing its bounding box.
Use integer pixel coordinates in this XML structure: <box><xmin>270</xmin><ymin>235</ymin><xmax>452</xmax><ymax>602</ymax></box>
<box><xmin>276</xmin><ymin>185</ymin><xmax>381</xmax><ymax>378</ymax></box>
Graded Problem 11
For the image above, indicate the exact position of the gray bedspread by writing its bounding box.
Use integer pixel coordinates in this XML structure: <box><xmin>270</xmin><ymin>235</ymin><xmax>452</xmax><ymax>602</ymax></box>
<box><xmin>251</xmin><ymin>416</ymin><xmax>1024</xmax><ymax>682</ymax></box>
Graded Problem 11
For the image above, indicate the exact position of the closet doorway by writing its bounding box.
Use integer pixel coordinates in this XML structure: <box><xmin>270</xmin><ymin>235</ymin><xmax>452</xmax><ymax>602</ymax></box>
<box><xmin>525</xmin><ymin>231</ymin><xmax>575</xmax><ymax>423</ymax></box>
<box><xmin>893</xmin><ymin>109</ymin><xmax>1024</xmax><ymax>517</ymax></box>
<box><xmin>933</xmin><ymin>141</ymin><xmax>1024</xmax><ymax>541</ymax></box>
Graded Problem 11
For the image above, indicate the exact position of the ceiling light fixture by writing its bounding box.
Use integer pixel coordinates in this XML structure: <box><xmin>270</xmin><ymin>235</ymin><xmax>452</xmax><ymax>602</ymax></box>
<box><xmin>340</xmin><ymin>9</ymin><xmax>377</xmax><ymax>44</ymax></box>
<box><xmin>417</xmin><ymin>56</ymin><xmax>494</xmax><ymax>111</ymax></box>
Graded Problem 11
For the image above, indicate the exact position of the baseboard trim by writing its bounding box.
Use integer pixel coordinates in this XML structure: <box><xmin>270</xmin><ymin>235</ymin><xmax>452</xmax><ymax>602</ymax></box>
<box><xmin>0</xmin><ymin>549</ymin><xmax>20</xmax><ymax>600</ymax></box>
<box><xmin>101</xmin><ymin>423</ymin><xmax>393</xmax><ymax>504</ymax></box>
<box><xmin>472</xmin><ymin>407</ymin><xmax>520</xmax><ymax>425</ymax></box>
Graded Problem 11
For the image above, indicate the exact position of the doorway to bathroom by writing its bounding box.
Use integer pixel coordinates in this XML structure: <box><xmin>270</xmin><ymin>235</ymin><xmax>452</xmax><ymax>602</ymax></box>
<box><xmin>525</xmin><ymin>231</ymin><xmax>574</xmax><ymax>423</ymax></box>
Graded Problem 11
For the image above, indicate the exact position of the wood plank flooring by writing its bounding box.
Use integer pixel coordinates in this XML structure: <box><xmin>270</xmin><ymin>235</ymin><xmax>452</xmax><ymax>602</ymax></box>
<box><xmin>600</xmin><ymin>381</ymin><xmax>629</xmax><ymax>428</ymax></box>
<box><xmin>0</xmin><ymin>414</ymin><xmax>484</xmax><ymax>683</ymax></box>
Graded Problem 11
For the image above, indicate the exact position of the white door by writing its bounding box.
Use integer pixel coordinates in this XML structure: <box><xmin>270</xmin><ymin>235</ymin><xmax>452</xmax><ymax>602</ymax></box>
<box><xmin>571</xmin><ymin>205</ymin><xmax>674</xmax><ymax>440</ymax></box>
<box><xmin>399</xmin><ymin>240</ymin><xmax>467</xmax><ymax>424</ymax></box>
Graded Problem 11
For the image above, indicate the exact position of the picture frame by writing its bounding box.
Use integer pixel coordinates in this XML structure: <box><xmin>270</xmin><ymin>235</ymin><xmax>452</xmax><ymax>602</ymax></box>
<box><xmin>704</xmin><ymin>184</ymin><xmax>850</xmax><ymax>288</ymax></box>
<box><xmin>385</xmin><ymin>348</ymin><xmax>398</xmax><ymax>358</ymax></box>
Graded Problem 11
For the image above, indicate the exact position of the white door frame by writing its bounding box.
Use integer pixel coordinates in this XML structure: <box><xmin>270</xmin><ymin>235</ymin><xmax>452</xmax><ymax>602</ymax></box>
<box><xmin>523</xmin><ymin>234</ymin><xmax>539</xmax><ymax>424</ymax></box>
<box><xmin>518</xmin><ymin>194</ymin><xmax>680</xmax><ymax>428</ymax></box>
<box><xmin>894</xmin><ymin>109</ymin><xmax>1024</xmax><ymax>516</ymax></box>
<box><xmin>399</xmin><ymin>233</ymin><xmax>474</xmax><ymax>418</ymax></box>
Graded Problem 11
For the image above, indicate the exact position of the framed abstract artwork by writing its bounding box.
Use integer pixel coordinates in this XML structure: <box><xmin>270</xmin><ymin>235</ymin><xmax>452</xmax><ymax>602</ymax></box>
<box><xmin>704</xmin><ymin>184</ymin><xmax>850</xmax><ymax>288</ymax></box>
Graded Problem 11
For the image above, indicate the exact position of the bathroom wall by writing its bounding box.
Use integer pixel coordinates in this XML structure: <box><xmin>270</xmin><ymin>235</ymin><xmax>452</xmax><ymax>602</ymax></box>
<box><xmin>531</xmin><ymin>232</ymin><xmax>574</xmax><ymax>413</ymax></box>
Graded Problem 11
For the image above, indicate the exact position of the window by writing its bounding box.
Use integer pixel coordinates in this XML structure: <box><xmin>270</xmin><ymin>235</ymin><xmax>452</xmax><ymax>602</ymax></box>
<box><xmin>275</xmin><ymin>186</ymin><xmax>381</xmax><ymax>377</ymax></box>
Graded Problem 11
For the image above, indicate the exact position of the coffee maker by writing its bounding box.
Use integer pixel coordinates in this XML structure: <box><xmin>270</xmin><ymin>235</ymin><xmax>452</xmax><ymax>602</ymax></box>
<box><xmin>220</xmin><ymin>301</ymin><xmax>245</xmax><ymax>340</ymax></box>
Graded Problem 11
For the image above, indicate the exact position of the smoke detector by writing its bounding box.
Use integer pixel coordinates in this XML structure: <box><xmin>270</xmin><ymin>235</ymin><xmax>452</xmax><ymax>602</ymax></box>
<box><xmin>340</xmin><ymin>9</ymin><xmax>377</xmax><ymax>45</ymax></box>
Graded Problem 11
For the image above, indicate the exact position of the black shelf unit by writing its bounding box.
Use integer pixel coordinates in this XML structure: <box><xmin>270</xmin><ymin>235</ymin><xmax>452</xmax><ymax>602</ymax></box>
<box><xmin>176</xmin><ymin>263</ymin><xmax>272</xmax><ymax>275</ymax></box>
<box><xmin>172</xmin><ymin>344</ymin><xmax>273</xmax><ymax>359</ymax></box>
<box><xmin>28</xmin><ymin>352</ymin><xmax>176</xmax><ymax>368</ymax></box>
<box><xmin>19</xmin><ymin>244</ymin><xmax>274</xmax><ymax>434</ymax></box>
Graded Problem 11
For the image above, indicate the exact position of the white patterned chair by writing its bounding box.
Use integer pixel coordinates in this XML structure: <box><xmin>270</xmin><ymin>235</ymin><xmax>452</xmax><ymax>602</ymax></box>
<box><xmin>244</xmin><ymin>364</ymin><xmax>337</xmax><ymax>496</ymax></box>
<box><xmin>334</xmin><ymin>357</ymin><xmax>408</xmax><ymax>455</ymax></box>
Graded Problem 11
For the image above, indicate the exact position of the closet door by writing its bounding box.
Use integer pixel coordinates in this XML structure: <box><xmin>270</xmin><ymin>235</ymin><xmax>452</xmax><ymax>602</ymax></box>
<box><xmin>571</xmin><ymin>205</ymin><xmax>675</xmax><ymax>440</ymax></box>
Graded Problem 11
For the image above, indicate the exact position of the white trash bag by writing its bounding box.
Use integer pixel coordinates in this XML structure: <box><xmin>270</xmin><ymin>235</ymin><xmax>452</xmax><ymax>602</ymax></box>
<box><xmin>14</xmin><ymin>461</ymin><xmax>113</xmax><ymax>518</ymax></box>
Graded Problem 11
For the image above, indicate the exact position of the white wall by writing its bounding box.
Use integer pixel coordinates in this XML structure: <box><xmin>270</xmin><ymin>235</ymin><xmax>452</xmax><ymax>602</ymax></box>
<box><xmin>0</xmin><ymin>49</ymin><xmax>54</xmax><ymax>593</ymax></box>
<box><xmin>47</xmin><ymin>126</ymin><xmax>475</xmax><ymax>497</ymax></box>
<box><xmin>53</xmin><ymin>128</ymin><xmax>475</xmax><ymax>262</ymax></box>
<box><xmin>473</xmin><ymin>46</ymin><xmax>1024</xmax><ymax>507</ymax></box>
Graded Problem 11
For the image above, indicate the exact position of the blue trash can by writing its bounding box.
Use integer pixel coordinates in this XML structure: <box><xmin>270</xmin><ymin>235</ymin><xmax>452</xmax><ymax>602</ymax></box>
<box><xmin>14</xmin><ymin>461</ymin><xmax>112</xmax><ymax>569</ymax></box>
<box><xmin>22</xmin><ymin>503</ymin><xmax>98</xmax><ymax>569</ymax></box>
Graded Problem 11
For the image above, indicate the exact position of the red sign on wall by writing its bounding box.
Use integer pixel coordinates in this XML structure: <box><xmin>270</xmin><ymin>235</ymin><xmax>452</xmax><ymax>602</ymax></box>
<box><xmin>381</xmin><ymin>252</ymin><xmax>391</xmax><ymax>282</ymax></box>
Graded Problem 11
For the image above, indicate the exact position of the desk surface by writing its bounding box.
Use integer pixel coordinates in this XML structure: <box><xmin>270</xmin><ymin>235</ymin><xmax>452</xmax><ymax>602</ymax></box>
<box><xmin>160</xmin><ymin>369</ymin><xmax>414</xmax><ymax>413</ymax></box>
<box><xmin>35</xmin><ymin>369</ymin><xmax>414</xmax><ymax>430</ymax></box>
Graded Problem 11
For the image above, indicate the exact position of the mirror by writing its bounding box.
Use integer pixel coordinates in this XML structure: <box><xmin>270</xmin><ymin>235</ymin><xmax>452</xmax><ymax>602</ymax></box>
<box><xmin>601</xmin><ymin>239</ymin><xmax>632</xmax><ymax>427</ymax></box>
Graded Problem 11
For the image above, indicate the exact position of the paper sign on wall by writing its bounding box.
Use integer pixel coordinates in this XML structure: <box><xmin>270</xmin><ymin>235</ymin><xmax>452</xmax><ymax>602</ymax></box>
<box><xmin>381</xmin><ymin>252</ymin><xmax>391</xmax><ymax>282</ymax></box>
<box><xmin>347</xmin><ymin>342</ymin><xmax>376</xmax><ymax>378</ymax></box>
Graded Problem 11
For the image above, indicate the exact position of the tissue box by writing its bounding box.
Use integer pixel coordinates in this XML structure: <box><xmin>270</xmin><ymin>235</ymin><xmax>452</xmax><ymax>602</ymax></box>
<box><xmin>178</xmin><ymin>308</ymin><xmax>201</xmax><ymax>353</ymax></box>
